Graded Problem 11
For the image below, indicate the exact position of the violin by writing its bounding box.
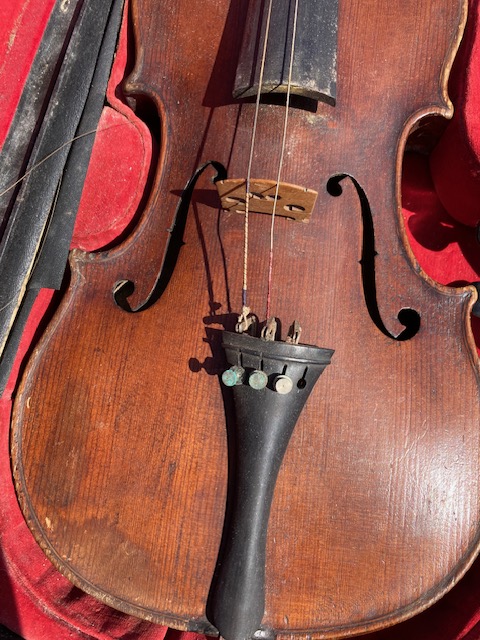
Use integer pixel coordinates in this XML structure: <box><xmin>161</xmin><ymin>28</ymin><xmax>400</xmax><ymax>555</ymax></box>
<box><xmin>10</xmin><ymin>0</ymin><xmax>480</xmax><ymax>638</ymax></box>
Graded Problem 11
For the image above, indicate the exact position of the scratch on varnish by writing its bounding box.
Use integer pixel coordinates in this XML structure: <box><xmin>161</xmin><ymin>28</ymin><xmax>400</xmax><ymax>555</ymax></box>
<box><xmin>398</xmin><ymin>420</ymin><xmax>428</xmax><ymax>462</ymax></box>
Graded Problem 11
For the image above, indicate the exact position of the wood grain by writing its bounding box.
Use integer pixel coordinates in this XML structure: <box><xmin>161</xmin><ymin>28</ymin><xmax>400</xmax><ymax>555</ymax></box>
<box><xmin>11</xmin><ymin>0</ymin><xmax>479</xmax><ymax>638</ymax></box>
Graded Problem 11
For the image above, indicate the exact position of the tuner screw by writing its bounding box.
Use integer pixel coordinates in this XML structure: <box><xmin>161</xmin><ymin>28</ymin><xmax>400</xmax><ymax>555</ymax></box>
<box><xmin>222</xmin><ymin>366</ymin><xmax>245</xmax><ymax>387</ymax></box>
<box><xmin>248</xmin><ymin>370</ymin><xmax>268</xmax><ymax>390</ymax></box>
<box><xmin>274</xmin><ymin>375</ymin><xmax>293</xmax><ymax>395</ymax></box>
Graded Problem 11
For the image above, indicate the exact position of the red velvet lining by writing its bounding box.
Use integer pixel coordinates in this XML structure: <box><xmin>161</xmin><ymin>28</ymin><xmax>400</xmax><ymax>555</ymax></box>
<box><xmin>1</xmin><ymin>1</ymin><xmax>480</xmax><ymax>638</ymax></box>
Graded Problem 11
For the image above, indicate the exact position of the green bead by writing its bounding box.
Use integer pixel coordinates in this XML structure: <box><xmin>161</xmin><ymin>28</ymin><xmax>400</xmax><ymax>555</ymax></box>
<box><xmin>222</xmin><ymin>366</ymin><xmax>244</xmax><ymax>387</ymax></box>
<box><xmin>249</xmin><ymin>370</ymin><xmax>268</xmax><ymax>390</ymax></box>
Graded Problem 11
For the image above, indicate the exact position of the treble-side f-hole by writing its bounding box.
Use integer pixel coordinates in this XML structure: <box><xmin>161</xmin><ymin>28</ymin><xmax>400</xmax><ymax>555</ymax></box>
<box><xmin>326</xmin><ymin>174</ymin><xmax>420</xmax><ymax>342</ymax></box>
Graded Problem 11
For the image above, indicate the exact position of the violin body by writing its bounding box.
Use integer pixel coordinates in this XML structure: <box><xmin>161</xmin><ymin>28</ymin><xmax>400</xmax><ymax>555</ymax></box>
<box><xmin>11</xmin><ymin>0</ymin><xmax>480</xmax><ymax>638</ymax></box>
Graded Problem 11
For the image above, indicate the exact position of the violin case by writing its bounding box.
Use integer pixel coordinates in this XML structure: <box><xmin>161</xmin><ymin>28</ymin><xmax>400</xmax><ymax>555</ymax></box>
<box><xmin>1</xmin><ymin>0</ymin><xmax>480</xmax><ymax>638</ymax></box>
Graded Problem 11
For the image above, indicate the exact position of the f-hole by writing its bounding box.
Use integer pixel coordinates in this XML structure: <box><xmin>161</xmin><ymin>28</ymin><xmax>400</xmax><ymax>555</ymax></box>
<box><xmin>113</xmin><ymin>160</ymin><xmax>227</xmax><ymax>313</ymax></box>
<box><xmin>327</xmin><ymin>174</ymin><xmax>420</xmax><ymax>341</ymax></box>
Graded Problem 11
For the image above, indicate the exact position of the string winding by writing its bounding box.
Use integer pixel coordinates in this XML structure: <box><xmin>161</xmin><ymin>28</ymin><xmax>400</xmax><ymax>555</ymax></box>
<box><xmin>265</xmin><ymin>0</ymin><xmax>299</xmax><ymax>320</ymax></box>
<box><xmin>242</xmin><ymin>0</ymin><xmax>274</xmax><ymax>309</ymax></box>
<box><xmin>240</xmin><ymin>0</ymin><xmax>301</xmax><ymax>321</ymax></box>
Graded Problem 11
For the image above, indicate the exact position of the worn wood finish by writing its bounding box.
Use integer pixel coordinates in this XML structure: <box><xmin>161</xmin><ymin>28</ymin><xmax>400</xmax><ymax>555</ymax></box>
<box><xmin>11</xmin><ymin>0</ymin><xmax>479</xmax><ymax>638</ymax></box>
<box><xmin>232</xmin><ymin>0</ymin><xmax>338</xmax><ymax>102</ymax></box>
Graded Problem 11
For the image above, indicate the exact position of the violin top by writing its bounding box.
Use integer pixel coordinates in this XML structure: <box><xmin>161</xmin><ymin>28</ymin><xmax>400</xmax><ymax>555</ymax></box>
<box><xmin>10</xmin><ymin>1</ymin><xmax>480</xmax><ymax>638</ymax></box>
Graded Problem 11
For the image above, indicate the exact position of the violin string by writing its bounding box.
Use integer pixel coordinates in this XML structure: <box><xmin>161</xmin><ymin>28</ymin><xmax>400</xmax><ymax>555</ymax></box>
<box><xmin>0</xmin><ymin>128</ymin><xmax>102</xmax><ymax>199</ymax></box>
<box><xmin>265</xmin><ymin>0</ymin><xmax>300</xmax><ymax>320</ymax></box>
<box><xmin>242</xmin><ymin>0</ymin><xmax>274</xmax><ymax>309</ymax></box>
<box><xmin>0</xmin><ymin>126</ymin><xmax>109</xmax><ymax>317</ymax></box>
